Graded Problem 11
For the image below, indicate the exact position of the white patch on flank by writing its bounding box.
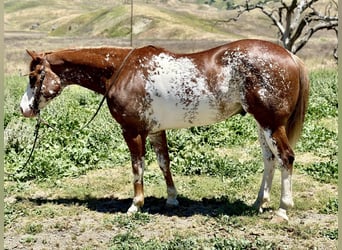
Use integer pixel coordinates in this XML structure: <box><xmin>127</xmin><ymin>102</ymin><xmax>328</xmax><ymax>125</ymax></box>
<box><xmin>141</xmin><ymin>53</ymin><xmax>241</xmax><ymax>132</ymax></box>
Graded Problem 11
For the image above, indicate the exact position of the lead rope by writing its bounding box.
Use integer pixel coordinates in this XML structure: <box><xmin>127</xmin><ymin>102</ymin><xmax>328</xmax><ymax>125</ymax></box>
<box><xmin>23</xmin><ymin>48</ymin><xmax>136</xmax><ymax>166</ymax></box>
<box><xmin>23</xmin><ymin>112</ymin><xmax>41</xmax><ymax>168</ymax></box>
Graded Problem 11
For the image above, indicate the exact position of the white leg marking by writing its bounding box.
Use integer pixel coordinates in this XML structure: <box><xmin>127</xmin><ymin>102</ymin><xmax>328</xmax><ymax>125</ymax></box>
<box><xmin>156</xmin><ymin>153</ymin><xmax>179</xmax><ymax>207</ymax></box>
<box><xmin>133</xmin><ymin>157</ymin><xmax>145</xmax><ymax>184</ymax></box>
<box><xmin>263</xmin><ymin>129</ymin><xmax>283</xmax><ymax>166</ymax></box>
<box><xmin>127</xmin><ymin>157</ymin><xmax>145</xmax><ymax>214</ymax></box>
<box><xmin>275</xmin><ymin>167</ymin><xmax>294</xmax><ymax>221</ymax></box>
<box><xmin>166</xmin><ymin>186</ymin><xmax>179</xmax><ymax>207</ymax></box>
<box><xmin>255</xmin><ymin>127</ymin><xmax>276</xmax><ymax>212</ymax></box>
<box><xmin>149</xmin><ymin>133</ymin><xmax>179</xmax><ymax>207</ymax></box>
<box><xmin>127</xmin><ymin>198</ymin><xmax>141</xmax><ymax>214</ymax></box>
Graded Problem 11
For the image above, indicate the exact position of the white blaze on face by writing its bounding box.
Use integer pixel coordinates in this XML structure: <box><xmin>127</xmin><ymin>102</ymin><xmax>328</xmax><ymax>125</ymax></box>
<box><xmin>20</xmin><ymin>83</ymin><xmax>36</xmax><ymax>117</ymax></box>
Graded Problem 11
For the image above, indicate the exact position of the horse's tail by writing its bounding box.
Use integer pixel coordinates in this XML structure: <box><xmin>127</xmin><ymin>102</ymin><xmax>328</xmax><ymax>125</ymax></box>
<box><xmin>286</xmin><ymin>54</ymin><xmax>310</xmax><ymax>147</ymax></box>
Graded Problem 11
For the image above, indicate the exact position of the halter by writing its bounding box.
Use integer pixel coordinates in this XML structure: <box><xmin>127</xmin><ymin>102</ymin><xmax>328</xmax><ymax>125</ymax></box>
<box><xmin>29</xmin><ymin>63</ymin><xmax>46</xmax><ymax>115</ymax></box>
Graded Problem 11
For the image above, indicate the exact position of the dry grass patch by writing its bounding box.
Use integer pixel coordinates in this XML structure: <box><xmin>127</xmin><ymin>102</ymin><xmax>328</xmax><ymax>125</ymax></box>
<box><xmin>5</xmin><ymin>163</ymin><xmax>337</xmax><ymax>249</ymax></box>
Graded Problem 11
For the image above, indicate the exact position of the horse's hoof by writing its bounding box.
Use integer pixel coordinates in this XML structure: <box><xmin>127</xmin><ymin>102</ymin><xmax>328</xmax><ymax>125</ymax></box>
<box><xmin>127</xmin><ymin>204</ymin><xmax>141</xmax><ymax>214</ymax></box>
<box><xmin>253</xmin><ymin>199</ymin><xmax>266</xmax><ymax>213</ymax></box>
<box><xmin>272</xmin><ymin>208</ymin><xmax>289</xmax><ymax>222</ymax></box>
<box><xmin>166</xmin><ymin>198</ymin><xmax>179</xmax><ymax>207</ymax></box>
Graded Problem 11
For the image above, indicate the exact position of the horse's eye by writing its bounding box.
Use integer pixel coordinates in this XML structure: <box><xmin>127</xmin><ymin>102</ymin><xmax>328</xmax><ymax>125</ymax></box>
<box><xmin>29</xmin><ymin>75</ymin><xmax>36</xmax><ymax>82</ymax></box>
<box><xmin>29</xmin><ymin>75</ymin><xmax>37</xmax><ymax>87</ymax></box>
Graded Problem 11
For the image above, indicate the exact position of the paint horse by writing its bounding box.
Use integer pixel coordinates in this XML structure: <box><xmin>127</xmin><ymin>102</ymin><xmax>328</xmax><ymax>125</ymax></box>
<box><xmin>20</xmin><ymin>39</ymin><xmax>309</xmax><ymax>221</ymax></box>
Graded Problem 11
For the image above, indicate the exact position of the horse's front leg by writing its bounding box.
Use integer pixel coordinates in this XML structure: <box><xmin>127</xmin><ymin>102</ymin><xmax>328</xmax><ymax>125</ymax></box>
<box><xmin>123</xmin><ymin>129</ymin><xmax>147</xmax><ymax>213</ymax></box>
<box><xmin>149</xmin><ymin>131</ymin><xmax>179</xmax><ymax>207</ymax></box>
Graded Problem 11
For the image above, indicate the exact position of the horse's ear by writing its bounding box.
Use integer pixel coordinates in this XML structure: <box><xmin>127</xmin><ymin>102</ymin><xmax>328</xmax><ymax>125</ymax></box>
<box><xmin>26</xmin><ymin>50</ymin><xmax>43</xmax><ymax>61</ymax></box>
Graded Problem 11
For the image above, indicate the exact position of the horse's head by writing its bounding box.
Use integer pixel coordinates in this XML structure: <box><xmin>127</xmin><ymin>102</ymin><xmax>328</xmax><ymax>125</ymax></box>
<box><xmin>20</xmin><ymin>50</ymin><xmax>63</xmax><ymax>117</ymax></box>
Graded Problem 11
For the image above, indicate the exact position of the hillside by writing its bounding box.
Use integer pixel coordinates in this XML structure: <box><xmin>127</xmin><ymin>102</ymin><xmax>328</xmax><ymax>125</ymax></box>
<box><xmin>4</xmin><ymin>0</ymin><xmax>337</xmax><ymax>67</ymax></box>
<box><xmin>4</xmin><ymin>0</ymin><xmax>293</xmax><ymax>40</ymax></box>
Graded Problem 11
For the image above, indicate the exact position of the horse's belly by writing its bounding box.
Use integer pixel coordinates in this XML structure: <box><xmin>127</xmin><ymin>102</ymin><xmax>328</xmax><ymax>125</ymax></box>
<box><xmin>142</xmin><ymin>95</ymin><xmax>241</xmax><ymax>132</ymax></box>
<box><xmin>149</xmin><ymin>99</ymin><xmax>216</xmax><ymax>129</ymax></box>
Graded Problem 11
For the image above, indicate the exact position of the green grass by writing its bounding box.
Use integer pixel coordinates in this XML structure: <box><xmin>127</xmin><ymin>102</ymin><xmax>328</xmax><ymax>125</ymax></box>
<box><xmin>157</xmin><ymin>8</ymin><xmax>226</xmax><ymax>35</ymax></box>
<box><xmin>50</xmin><ymin>6</ymin><xmax>129</xmax><ymax>37</ymax></box>
<box><xmin>295</xmin><ymin>69</ymin><xmax>338</xmax><ymax>183</ymax></box>
<box><xmin>4</xmin><ymin>68</ymin><xmax>338</xmax><ymax>249</ymax></box>
<box><xmin>4</xmin><ymin>69</ymin><xmax>338</xmax><ymax>183</ymax></box>
<box><xmin>109</xmin><ymin>233</ymin><xmax>277</xmax><ymax>249</ymax></box>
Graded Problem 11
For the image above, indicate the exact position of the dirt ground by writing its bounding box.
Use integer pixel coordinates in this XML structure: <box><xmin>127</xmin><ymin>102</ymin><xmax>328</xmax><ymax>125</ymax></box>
<box><xmin>4</xmin><ymin>166</ymin><xmax>338</xmax><ymax>249</ymax></box>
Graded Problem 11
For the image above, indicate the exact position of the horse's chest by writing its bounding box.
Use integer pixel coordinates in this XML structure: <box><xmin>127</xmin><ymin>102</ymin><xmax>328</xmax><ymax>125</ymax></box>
<box><xmin>137</xmin><ymin>53</ymin><xmax>241</xmax><ymax>131</ymax></box>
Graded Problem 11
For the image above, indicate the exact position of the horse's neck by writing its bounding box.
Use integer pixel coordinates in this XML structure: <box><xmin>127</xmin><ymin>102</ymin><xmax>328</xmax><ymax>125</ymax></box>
<box><xmin>47</xmin><ymin>48</ymin><xmax>132</xmax><ymax>95</ymax></box>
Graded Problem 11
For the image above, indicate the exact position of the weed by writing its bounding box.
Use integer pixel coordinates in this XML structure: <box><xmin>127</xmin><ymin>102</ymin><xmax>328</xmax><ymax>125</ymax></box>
<box><xmin>53</xmin><ymin>221</ymin><xmax>72</xmax><ymax>231</ymax></box>
<box><xmin>320</xmin><ymin>198</ymin><xmax>338</xmax><ymax>214</ymax></box>
<box><xmin>321</xmin><ymin>228</ymin><xmax>338</xmax><ymax>240</ymax></box>
<box><xmin>20</xmin><ymin>236</ymin><xmax>37</xmax><ymax>244</ymax></box>
<box><xmin>296</xmin><ymin>154</ymin><xmax>337</xmax><ymax>184</ymax></box>
<box><xmin>23</xmin><ymin>222</ymin><xmax>43</xmax><ymax>235</ymax></box>
<box><xmin>211</xmin><ymin>236</ymin><xmax>276</xmax><ymax>249</ymax></box>
<box><xmin>307</xmin><ymin>69</ymin><xmax>338</xmax><ymax>119</ymax></box>
<box><xmin>110</xmin><ymin>232</ymin><xmax>142</xmax><ymax>250</ymax></box>
<box><xmin>105</xmin><ymin>212</ymin><xmax>152</xmax><ymax>231</ymax></box>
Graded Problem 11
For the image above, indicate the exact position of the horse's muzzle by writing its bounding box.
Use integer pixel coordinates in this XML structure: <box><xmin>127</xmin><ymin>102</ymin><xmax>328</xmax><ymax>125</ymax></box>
<box><xmin>20</xmin><ymin>106</ymin><xmax>37</xmax><ymax>118</ymax></box>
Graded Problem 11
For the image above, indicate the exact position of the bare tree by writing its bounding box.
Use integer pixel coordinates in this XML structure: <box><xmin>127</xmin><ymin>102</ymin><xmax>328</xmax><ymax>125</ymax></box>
<box><xmin>222</xmin><ymin>0</ymin><xmax>338</xmax><ymax>58</ymax></box>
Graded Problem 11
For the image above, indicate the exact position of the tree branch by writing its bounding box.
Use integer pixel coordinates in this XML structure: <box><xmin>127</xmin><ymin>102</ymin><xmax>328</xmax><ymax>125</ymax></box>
<box><xmin>218</xmin><ymin>0</ymin><xmax>338</xmax><ymax>56</ymax></box>
<box><xmin>293</xmin><ymin>20</ymin><xmax>338</xmax><ymax>53</ymax></box>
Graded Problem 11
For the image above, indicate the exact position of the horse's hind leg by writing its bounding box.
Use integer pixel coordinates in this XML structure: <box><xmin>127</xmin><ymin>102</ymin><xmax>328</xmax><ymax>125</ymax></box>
<box><xmin>254</xmin><ymin>125</ymin><xmax>276</xmax><ymax>213</ymax></box>
<box><xmin>261</xmin><ymin>125</ymin><xmax>295</xmax><ymax>221</ymax></box>
<box><xmin>149</xmin><ymin>131</ymin><xmax>179</xmax><ymax>207</ymax></box>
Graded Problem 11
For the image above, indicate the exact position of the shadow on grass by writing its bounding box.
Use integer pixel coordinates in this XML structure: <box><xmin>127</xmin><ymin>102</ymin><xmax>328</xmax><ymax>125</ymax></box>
<box><xmin>17</xmin><ymin>195</ymin><xmax>256</xmax><ymax>218</ymax></box>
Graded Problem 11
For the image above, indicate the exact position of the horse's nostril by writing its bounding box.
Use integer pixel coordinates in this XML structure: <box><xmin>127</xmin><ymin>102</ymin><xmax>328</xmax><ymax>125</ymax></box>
<box><xmin>20</xmin><ymin>106</ymin><xmax>36</xmax><ymax>118</ymax></box>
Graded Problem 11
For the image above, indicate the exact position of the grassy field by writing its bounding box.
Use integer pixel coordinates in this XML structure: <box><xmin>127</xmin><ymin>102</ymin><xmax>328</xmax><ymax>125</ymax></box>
<box><xmin>4</xmin><ymin>0</ymin><xmax>338</xmax><ymax>249</ymax></box>
<box><xmin>4</xmin><ymin>65</ymin><xmax>338</xmax><ymax>249</ymax></box>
